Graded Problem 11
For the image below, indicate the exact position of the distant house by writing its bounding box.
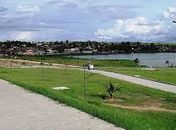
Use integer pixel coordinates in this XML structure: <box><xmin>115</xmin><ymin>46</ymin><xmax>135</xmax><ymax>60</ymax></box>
<box><xmin>35</xmin><ymin>50</ymin><xmax>45</xmax><ymax>56</ymax></box>
<box><xmin>46</xmin><ymin>49</ymin><xmax>59</xmax><ymax>55</ymax></box>
<box><xmin>64</xmin><ymin>48</ymin><xmax>80</xmax><ymax>54</ymax></box>
<box><xmin>23</xmin><ymin>50</ymin><xmax>35</xmax><ymax>56</ymax></box>
<box><xmin>82</xmin><ymin>46</ymin><xmax>97</xmax><ymax>54</ymax></box>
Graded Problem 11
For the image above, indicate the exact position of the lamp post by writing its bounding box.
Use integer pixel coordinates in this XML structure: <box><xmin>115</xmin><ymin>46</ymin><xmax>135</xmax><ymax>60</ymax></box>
<box><xmin>131</xmin><ymin>47</ymin><xmax>134</xmax><ymax>60</ymax></box>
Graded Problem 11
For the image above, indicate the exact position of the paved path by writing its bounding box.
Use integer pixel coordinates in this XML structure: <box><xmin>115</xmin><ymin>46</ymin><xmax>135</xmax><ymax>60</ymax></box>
<box><xmin>0</xmin><ymin>80</ymin><xmax>123</xmax><ymax>130</ymax></box>
<box><xmin>89</xmin><ymin>70</ymin><xmax>176</xmax><ymax>94</ymax></box>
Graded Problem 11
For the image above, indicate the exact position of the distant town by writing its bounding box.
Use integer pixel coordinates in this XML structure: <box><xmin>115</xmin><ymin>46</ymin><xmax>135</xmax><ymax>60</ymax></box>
<box><xmin>0</xmin><ymin>40</ymin><xmax>176</xmax><ymax>56</ymax></box>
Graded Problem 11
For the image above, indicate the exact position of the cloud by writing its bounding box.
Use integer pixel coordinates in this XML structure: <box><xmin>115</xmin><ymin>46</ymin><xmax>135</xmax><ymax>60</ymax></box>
<box><xmin>101</xmin><ymin>6</ymin><xmax>176</xmax><ymax>42</ymax></box>
<box><xmin>0</xmin><ymin>20</ymin><xmax>57</xmax><ymax>32</ymax></box>
<box><xmin>95</xmin><ymin>17</ymin><xmax>168</xmax><ymax>41</ymax></box>
<box><xmin>0</xmin><ymin>0</ymin><xmax>176</xmax><ymax>42</ymax></box>
<box><xmin>16</xmin><ymin>5</ymin><xmax>40</xmax><ymax>14</ymax></box>
<box><xmin>164</xmin><ymin>6</ymin><xmax>176</xmax><ymax>19</ymax></box>
<box><xmin>0</xmin><ymin>6</ymin><xmax>8</xmax><ymax>12</ymax></box>
<box><xmin>46</xmin><ymin>0</ymin><xmax>77</xmax><ymax>7</ymax></box>
<box><xmin>46</xmin><ymin>0</ymin><xmax>140</xmax><ymax>20</ymax></box>
<box><xmin>46</xmin><ymin>0</ymin><xmax>64</xmax><ymax>5</ymax></box>
<box><xmin>86</xmin><ymin>5</ymin><xmax>140</xmax><ymax>20</ymax></box>
<box><xmin>46</xmin><ymin>0</ymin><xmax>88</xmax><ymax>6</ymax></box>
<box><xmin>12</xmin><ymin>31</ymin><xmax>33</xmax><ymax>41</ymax></box>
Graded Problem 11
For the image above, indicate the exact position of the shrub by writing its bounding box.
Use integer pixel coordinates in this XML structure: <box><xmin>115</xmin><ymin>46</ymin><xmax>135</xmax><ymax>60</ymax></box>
<box><xmin>104</xmin><ymin>82</ymin><xmax>120</xmax><ymax>98</ymax></box>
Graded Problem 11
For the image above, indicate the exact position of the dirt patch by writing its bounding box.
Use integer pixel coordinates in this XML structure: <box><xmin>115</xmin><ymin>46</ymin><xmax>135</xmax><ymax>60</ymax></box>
<box><xmin>105</xmin><ymin>103</ymin><xmax>176</xmax><ymax>113</ymax></box>
<box><xmin>105</xmin><ymin>98</ymin><xmax>125</xmax><ymax>104</ymax></box>
<box><xmin>105</xmin><ymin>98</ymin><xmax>176</xmax><ymax>112</ymax></box>
<box><xmin>141</xmin><ymin>100</ymin><xmax>162</xmax><ymax>108</ymax></box>
<box><xmin>141</xmin><ymin>68</ymin><xmax>157</xmax><ymax>71</ymax></box>
<box><xmin>0</xmin><ymin>59</ymin><xmax>79</xmax><ymax>69</ymax></box>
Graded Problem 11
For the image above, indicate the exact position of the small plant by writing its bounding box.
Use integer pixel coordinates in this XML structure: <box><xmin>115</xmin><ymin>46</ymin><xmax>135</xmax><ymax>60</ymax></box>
<box><xmin>104</xmin><ymin>82</ymin><xmax>120</xmax><ymax>98</ymax></box>
<box><xmin>165</xmin><ymin>60</ymin><xmax>170</xmax><ymax>67</ymax></box>
<box><xmin>134</xmin><ymin>58</ymin><xmax>140</xmax><ymax>68</ymax></box>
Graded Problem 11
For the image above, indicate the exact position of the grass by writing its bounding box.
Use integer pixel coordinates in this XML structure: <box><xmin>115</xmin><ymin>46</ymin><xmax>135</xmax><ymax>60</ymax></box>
<box><xmin>14</xmin><ymin>55</ymin><xmax>176</xmax><ymax>85</ymax></box>
<box><xmin>0</xmin><ymin>67</ymin><xmax>176</xmax><ymax>130</ymax></box>
<box><xmin>100</xmin><ymin>67</ymin><xmax>176</xmax><ymax>85</ymax></box>
<box><xmin>16</xmin><ymin>55</ymin><xmax>138</xmax><ymax>67</ymax></box>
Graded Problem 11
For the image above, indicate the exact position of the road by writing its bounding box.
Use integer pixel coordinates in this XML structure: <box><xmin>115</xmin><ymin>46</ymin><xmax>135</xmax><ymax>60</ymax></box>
<box><xmin>0</xmin><ymin>80</ymin><xmax>123</xmax><ymax>130</ymax></box>
<box><xmin>89</xmin><ymin>70</ymin><xmax>176</xmax><ymax>94</ymax></box>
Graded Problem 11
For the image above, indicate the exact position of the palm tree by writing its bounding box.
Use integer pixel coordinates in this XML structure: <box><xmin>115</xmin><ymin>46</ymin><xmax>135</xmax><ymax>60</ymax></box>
<box><xmin>104</xmin><ymin>82</ymin><xmax>120</xmax><ymax>98</ymax></box>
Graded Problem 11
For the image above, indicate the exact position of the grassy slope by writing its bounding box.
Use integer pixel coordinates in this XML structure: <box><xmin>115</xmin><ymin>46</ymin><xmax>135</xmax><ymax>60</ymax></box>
<box><xmin>18</xmin><ymin>55</ymin><xmax>137</xmax><ymax>67</ymax></box>
<box><xmin>100</xmin><ymin>67</ymin><xmax>176</xmax><ymax>85</ymax></box>
<box><xmin>0</xmin><ymin>67</ymin><xmax>176</xmax><ymax>130</ymax></box>
<box><xmin>17</xmin><ymin>55</ymin><xmax>176</xmax><ymax>85</ymax></box>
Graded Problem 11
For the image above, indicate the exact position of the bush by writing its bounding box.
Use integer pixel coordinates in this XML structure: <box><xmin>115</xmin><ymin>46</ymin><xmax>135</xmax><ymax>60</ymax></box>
<box><xmin>104</xmin><ymin>82</ymin><xmax>120</xmax><ymax>98</ymax></box>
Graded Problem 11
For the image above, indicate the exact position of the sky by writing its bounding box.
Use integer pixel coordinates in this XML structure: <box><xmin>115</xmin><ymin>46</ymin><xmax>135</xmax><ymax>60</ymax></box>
<box><xmin>0</xmin><ymin>0</ymin><xmax>176</xmax><ymax>42</ymax></box>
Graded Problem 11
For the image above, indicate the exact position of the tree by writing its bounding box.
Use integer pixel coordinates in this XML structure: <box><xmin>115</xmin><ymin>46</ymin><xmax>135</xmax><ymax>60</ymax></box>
<box><xmin>104</xmin><ymin>82</ymin><xmax>120</xmax><ymax>98</ymax></box>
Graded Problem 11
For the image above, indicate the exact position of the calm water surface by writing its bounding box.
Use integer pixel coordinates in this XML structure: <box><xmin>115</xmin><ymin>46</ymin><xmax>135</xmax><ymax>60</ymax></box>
<box><xmin>76</xmin><ymin>53</ymin><xmax>176</xmax><ymax>67</ymax></box>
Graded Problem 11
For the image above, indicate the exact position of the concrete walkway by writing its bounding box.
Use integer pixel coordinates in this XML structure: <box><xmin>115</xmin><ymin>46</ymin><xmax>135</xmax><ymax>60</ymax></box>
<box><xmin>89</xmin><ymin>70</ymin><xmax>176</xmax><ymax>94</ymax></box>
<box><xmin>0</xmin><ymin>80</ymin><xmax>123</xmax><ymax>130</ymax></box>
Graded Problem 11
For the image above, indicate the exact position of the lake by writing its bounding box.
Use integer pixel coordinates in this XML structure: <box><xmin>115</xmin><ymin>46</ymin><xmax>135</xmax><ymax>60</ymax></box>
<box><xmin>75</xmin><ymin>53</ymin><xmax>176</xmax><ymax>67</ymax></box>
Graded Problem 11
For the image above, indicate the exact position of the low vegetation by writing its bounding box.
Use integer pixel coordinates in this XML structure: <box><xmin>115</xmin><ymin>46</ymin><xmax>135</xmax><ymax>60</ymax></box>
<box><xmin>104</xmin><ymin>82</ymin><xmax>120</xmax><ymax>98</ymax></box>
<box><xmin>14</xmin><ymin>55</ymin><xmax>176</xmax><ymax>85</ymax></box>
<box><xmin>17</xmin><ymin>55</ymin><xmax>138</xmax><ymax>67</ymax></box>
<box><xmin>0</xmin><ymin>67</ymin><xmax>176</xmax><ymax>130</ymax></box>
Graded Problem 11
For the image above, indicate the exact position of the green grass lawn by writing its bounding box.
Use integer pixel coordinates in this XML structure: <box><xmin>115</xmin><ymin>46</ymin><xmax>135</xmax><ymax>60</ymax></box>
<box><xmin>100</xmin><ymin>67</ymin><xmax>176</xmax><ymax>85</ymax></box>
<box><xmin>17</xmin><ymin>55</ymin><xmax>137</xmax><ymax>67</ymax></box>
<box><xmin>15</xmin><ymin>55</ymin><xmax>176</xmax><ymax>85</ymax></box>
<box><xmin>0</xmin><ymin>67</ymin><xmax>176</xmax><ymax>130</ymax></box>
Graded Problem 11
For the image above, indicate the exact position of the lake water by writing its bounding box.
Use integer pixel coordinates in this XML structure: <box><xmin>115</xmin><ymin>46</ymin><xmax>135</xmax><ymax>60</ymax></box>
<box><xmin>75</xmin><ymin>53</ymin><xmax>176</xmax><ymax>67</ymax></box>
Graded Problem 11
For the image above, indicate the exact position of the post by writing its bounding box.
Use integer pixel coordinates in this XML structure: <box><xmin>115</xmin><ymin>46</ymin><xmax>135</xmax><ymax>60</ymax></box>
<box><xmin>131</xmin><ymin>48</ymin><xmax>134</xmax><ymax>60</ymax></box>
<box><xmin>78</xmin><ymin>55</ymin><xmax>80</xmax><ymax>67</ymax></box>
<box><xmin>175</xmin><ymin>55</ymin><xmax>176</xmax><ymax>67</ymax></box>
<box><xmin>41</xmin><ymin>62</ymin><xmax>44</xmax><ymax>80</ymax></box>
<box><xmin>63</xmin><ymin>56</ymin><xmax>66</xmax><ymax>72</ymax></box>
<box><xmin>83</xmin><ymin>65</ymin><xmax>87</xmax><ymax>101</ymax></box>
<box><xmin>41</xmin><ymin>55</ymin><xmax>45</xmax><ymax>80</ymax></box>
<box><xmin>173</xmin><ymin>21</ymin><xmax>176</xmax><ymax>67</ymax></box>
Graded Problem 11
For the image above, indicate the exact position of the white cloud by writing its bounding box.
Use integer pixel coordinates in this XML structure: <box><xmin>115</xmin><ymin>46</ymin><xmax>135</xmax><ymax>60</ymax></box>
<box><xmin>14</xmin><ymin>32</ymin><xmax>33</xmax><ymax>41</ymax></box>
<box><xmin>95</xmin><ymin>17</ymin><xmax>167</xmax><ymax>41</ymax></box>
<box><xmin>164</xmin><ymin>6</ymin><xmax>176</xmax><ymax>19</ymax></box>
<box><xmin>16</xmin><ymin>5</ymin><xmax>40</xmax><ymax>14</ymax></box>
